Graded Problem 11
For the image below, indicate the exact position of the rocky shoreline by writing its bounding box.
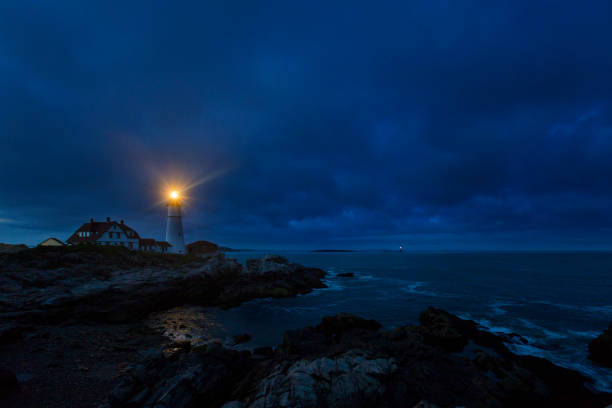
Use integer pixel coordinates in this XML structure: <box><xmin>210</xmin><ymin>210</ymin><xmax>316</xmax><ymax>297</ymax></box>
<box><xmin>1</xmin><ymin>247</ymin><xmax>611</xmax><ymax>407</ymax></box>
<box><xmin>589</xmin><ymin>323</ymin><xmax>612</xmax><ymax>368</ymax></box>
<box><xmin>0</xmin><ymin>247</ymin><xmax>326</xmax><ymax>325</ymax></box>
<box><xmin>0</xmin><ymin>246</ymin><xmax>326</xmax><ymax>407</ymax></box>
<box><xmin>103</xmin><ymin>308</ymin><xmax>612</xmax><ymax>408</ymax></box>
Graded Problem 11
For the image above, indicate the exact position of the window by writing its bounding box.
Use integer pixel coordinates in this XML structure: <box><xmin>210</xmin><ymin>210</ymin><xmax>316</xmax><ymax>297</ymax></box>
<box><xmin>116</xmin><ymin>232</ymin><xmax>121</xmax><ymax>239</ymax></box>
<box><xmin>129</xmin><ymin>242</ymin><xmax>133</xmax><ymax>249</ymax></box>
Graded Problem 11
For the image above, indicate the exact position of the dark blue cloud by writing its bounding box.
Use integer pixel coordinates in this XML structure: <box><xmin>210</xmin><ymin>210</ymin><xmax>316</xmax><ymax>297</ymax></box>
<box><xmin>1</xmin><ymin>1</ymin><xmax>611</xmax><ymax>249</ymax></box>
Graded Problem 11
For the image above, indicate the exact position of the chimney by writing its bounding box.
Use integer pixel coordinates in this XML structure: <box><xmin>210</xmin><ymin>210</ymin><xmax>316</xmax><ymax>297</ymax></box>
<box><xmin>120</xmin><ymin>220</ymin><xmax>124</xmax><ymax>224</ymax></box>
<box><xmin>90</xmin><ymin>218</ymin><xmax>94</xmax><ymax>223</ymax></box>
<box><xmin>106</xmin><ymin>217</ymin><xmax>111</xmax><ymax>223</ymax></box>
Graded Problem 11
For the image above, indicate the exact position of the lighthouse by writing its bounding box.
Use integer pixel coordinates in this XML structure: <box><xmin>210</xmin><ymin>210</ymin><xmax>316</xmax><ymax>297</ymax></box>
<box><xmin>165</xmin><ymin>191</ymin><xmax>186</xmax><ymax>254</ymax></box>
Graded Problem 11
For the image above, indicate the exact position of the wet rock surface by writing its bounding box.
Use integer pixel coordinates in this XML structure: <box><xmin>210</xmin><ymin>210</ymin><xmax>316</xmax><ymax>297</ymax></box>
<box><xmin>589</xmin><ymin>322</ymin><xmax>612</xmax><ymax>367</ymax></box>
<box><xmin>105</xmin><ymin>308</ymin><xmax>612</xmax><ymax>408</ymax></box>
<box><xmin>0</xmin><ymin>247</ymin><xmax>326</xmax><ymax>324</ymax></box>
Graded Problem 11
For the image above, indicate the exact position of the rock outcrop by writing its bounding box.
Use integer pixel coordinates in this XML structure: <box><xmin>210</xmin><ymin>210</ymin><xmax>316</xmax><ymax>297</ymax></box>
<box><xmin>0</xmin><ymin>243</ymin><xmax>28</xmax><ymax>254</ymax></box>
<box><xmin>217</xmin><ymin>255</ymin><xmax>326</xmax><ymax>308</ymax></box>
<box><xmin>245</xmin><ymin>254</ymin><xmax>292</xmax><ymax>274</ymax></box>
<box><xmin>0</xmin><ymin>247</ymin><xmax>326</xmax><ymax>325</ymax></box>
<box><xmin>589</xmin><ymin>322</ymin><xmax>612</xmax><ymax>367</ymax></box>
<box><xmin>106</xmin><ymin>308</ymin><xmax>612</xmax><ymax>408</ymax></box>
<box><xmin>0</xmin><ymin>367</ymin><xmax>19</xmax><ymax>396</ymax></box>
<box><xmin>186</xmin><ymin>240</ymin><xmax>219</xmax><ymax>255</ymax></box>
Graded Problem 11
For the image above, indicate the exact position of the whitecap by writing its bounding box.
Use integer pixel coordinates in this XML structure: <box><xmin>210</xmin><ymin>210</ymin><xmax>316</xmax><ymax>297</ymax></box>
<box><xmin>321</xmin><ymin>279</ymin><xmax>346</xmax><ymax>292</ymax></box>
<box><xmin>509</xmin><ymin>342</ymin><xmax>612</xmax><ymax>393</ymax></box>
<box><xmin>529</xmin><ymin>300</ymin><xmax>612</xmax><ymax>316</ymax></box>
<box><xmin>488</xmin><ymin>299</ymin><xmax>516</xmax><ymax>316</ymax></box>
<box><xmin>357</xmin><ymin>274</ymin><xmax>379</xmax><ymax>281</ymax></box>
<box><xmin>567</xmin><ymin>330</ymin><xmax>601</xmax><ymax>338</ymax></box>
<box><xmin>399</xmin><ymin>282</ymin><xmax>441</xmax><ymax>297</ymax></box>
<box><xmin>517</xmin><ymin>318</ymin><xmax>568</xmax><ymax>340</ymax></box>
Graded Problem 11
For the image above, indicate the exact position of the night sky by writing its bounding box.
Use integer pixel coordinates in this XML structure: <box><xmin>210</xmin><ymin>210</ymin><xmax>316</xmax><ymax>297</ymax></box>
<box><xmin>2</xmin><ymin>1</ymin><xmax>612</xmax><ymax>250</ymax></box>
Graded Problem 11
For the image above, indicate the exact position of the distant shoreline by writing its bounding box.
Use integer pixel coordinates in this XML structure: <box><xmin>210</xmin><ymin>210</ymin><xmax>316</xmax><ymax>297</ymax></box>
<box><xmin>312</xmin><ymin>249</ymin><xmax>356</xmax><ymax>253</ymax></box>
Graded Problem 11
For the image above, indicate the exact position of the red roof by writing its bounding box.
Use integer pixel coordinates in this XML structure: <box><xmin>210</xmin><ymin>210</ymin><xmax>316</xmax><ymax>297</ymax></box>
<box><xmin>139</xmin><ymin>238</ymin><xmax>171</xmax><ymax>248</ymax></box>
<box><xmin>38</xmin><ymin>237</ymin><xmax>65</xmax><ymax>246</ymax></box>
<box><xmin>66</xmin><ymin>219</ymin><xmax>141</xmax><ymax>244</ymax></box>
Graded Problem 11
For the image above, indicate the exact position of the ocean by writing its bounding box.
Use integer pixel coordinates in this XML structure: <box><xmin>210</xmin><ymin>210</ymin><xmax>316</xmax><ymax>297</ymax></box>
<box><xmin>149</xmin><ymin>251</ymin><xmax>612</xmax><ymax>391</ymax></box>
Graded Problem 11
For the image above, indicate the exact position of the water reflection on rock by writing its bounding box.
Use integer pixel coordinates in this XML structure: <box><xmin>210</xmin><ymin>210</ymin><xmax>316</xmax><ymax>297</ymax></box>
<box><xmin>147</xmin><ymin>306</ymin><xmax>246</xmax><ymax>349</ymax></box>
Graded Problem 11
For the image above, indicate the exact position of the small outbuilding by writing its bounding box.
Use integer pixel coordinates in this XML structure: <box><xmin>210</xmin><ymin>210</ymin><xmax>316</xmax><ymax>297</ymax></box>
<box><xmin>38</xmin><ymin>237</ymin><xmax>65</xmax><ymax>247</ymax></box>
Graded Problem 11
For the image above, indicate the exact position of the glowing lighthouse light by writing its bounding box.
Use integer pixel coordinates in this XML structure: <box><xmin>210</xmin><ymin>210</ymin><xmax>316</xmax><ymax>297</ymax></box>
<box><xmin>165</xmin><ymin>190</ymin><xmax>185</xmax><ymax>254</ymax></box>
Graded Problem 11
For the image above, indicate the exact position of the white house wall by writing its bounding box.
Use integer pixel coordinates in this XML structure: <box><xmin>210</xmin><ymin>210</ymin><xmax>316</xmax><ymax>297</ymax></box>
<box><xmin>96</xmin><ymin>224</ymin><xmax>139</xmax><ymax>249</ymax></box>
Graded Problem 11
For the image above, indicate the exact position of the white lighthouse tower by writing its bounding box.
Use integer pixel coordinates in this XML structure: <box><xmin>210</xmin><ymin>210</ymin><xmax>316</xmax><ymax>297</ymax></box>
<box><xmin>165</xmin><ymin>191</ymin><xmax>186</xmax><ymax>254</ymax></box>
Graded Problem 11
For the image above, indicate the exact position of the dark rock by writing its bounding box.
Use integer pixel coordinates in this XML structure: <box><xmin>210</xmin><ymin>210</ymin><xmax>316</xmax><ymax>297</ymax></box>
<box><xmin>186</xmin><ymin>240</ymin><xmax>219</xmax><ymax>255</ymax></box>
<box><xmin>232</xmin><ymin>333</ymin><xmax>251</xmax><ymax>345</ymax></box>
<box><xmin>337</xmin><ymin>272</ymin><xmax>354</xmax><ymax>277</ymax></box>
<box><xmin>588</xmin><ymin>322</ymin><xmax>612</xmax><ymax>367</ymax></box>
<box><xmin>0</xmin><ymin>323</ymin><xmax>23</xmax><ymax>345</ymax></box>
<box><xmin>0</xmin><ymin>243</ymin><xmax>28</xmax><ymax>254</ymax></box>
<box><xmin>104</xmin><ymin>310</ymin><xmax>612</xmax><ymax>408</ymax></box>
<box><xmin>215</xmin><ymin>264</ymin><xmax>327</xmax><ymax>308</ymax></box>
<box><xmin>253</xmin><ymin>346</ymin><xmax>273</xmax><ymax>357</ymax></box>
<box><xmin>316</xmin><ymin>313</ymin><xmax>381</xmax><ymax>337</ymax></box>
<box><xmin>417</xmin><ymin>307</ymin><xmax>510</xmax><ymax>355</ymax></box>
<box><xmin>0</xmin><ymin>367</ymin><xmax>19</xmax><ymax>396</ymax></box>
<box><xmin>108</xmin><ymin>344</ymin><xmax>253</xmax><ymax>408</ymax></box>
<box><xmin>0</xmin><ymin>251</ymin><xmax>326</xmax><ymax>325</ymax></box>
<box><xmin>417</xmin><ymin>307</ymin><xmax>473</xmax><ymax>352</ymax></box>
<box><xmin>245</xmin><ymin>254</ymin><xmax>290</xmax><ymax>274</ymax></box>
<box><xmin>498</xmin><ymin>332</ymin><xmax>529</xmax><ymax>345</ymax></box>
<box><xmin>260</xmin><ymin>254</ymin><xmax>289</xmax><ymax>264</ymax></box>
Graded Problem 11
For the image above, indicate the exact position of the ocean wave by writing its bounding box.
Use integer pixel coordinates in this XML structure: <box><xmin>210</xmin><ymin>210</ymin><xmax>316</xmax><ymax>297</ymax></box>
<box><xmin>445</xmin><ymin>313</ymin><xmax>611</xmax><ymax>392</ymax></box>
<box><xmin>530</xmin><ymin>300</ymin><xmax>612</xmax><ymax>315</ymax></box>
<box><xmin>470</xmin><ymin>317</ymin><xmax>516</xmax><ymax>335</ymax></box>
<box><xmin>517</xmin><ymin>318</ymin><xmax>568</xmax><ymax>340</ymax></box>
<box><xmin>400</xmin><ymin>282</ymin><xmax>441</xmax><ymax>297</ymax></box>
<box><xmin>278</xmin><ymin>306</ymin><xmax>320</xmax><ymax>313</ymax></box>
<box><xmin>509</xmin><ymin>342</ymin><xmax>612</xmax><ymax>392</ymax></box>
<box><xmin>567</xmin><ymin>329</ymin><xmax>601</xmax><ymax>338</ymax></box>
<box><xmin>475</xmin><ymin>319</ymin><xmax>611</xmax><ymax>392</ymax></box>
<box><xmin>321</xmin><ymin>278</ymin><xmax>346</xmax><ymax>292</ymax></box>
<box><xmin>356</xmin><ymin>274</ymin><xmax>379</xmax><ymax>281</ymax></box>
<box><xmin>488</xmin><ymin>299</ymin><xmax>517</xmax><ymax>316</ymax></box>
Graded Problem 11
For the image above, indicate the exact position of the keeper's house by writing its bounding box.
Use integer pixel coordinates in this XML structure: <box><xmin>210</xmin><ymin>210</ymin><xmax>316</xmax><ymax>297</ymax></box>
<box><xmin>66</xmin><ymin>217</ymin><xmax>171</xmax><ymax>253</ymax></box>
